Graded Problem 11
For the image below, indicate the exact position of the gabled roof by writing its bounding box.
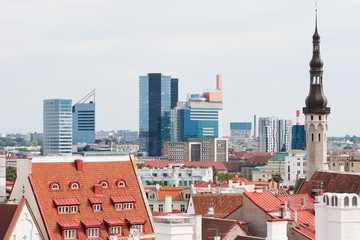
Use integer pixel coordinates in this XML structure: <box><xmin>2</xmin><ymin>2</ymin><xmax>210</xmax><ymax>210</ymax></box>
<box><xmin>26</xmin><ymin>158</ymin><xmax>154</xmax><ymax>239</ymax></box>
<box><xmin>0</xmin><ymin>203</ymin><xmax>19</xmax><ymax>240</ymax></box>
<box><xmin>143</xmin><ymin>161</ymin><xmax>228</xmax><ymax>171</ymax></box>
<box><xmin>192</xmin><ymin>193</ymin><xmax>243</xmax><ymax>218</ymax></box>
<box><xmin>278</xmin><ymin>194</ymin><xmax>314</xmax><ymax>211</ymax></box>
<box><xmin>145</xmin><ymin>187</ymin><xmax>190</xmax><ymax>201</ymax></box>
<box><xmin>202</xmin><ymin>218</ymin><xmax>251</xmax><ymax>240</ymax></box>
<box><xmin>244</xmin><ymin>192</ymin><xmax>283</xmax><ymax>212</ymax></box>
<box><xmin>298</xmin><ymin>170</ymin><xmax>360</xmax><ymax>195</ymax></box>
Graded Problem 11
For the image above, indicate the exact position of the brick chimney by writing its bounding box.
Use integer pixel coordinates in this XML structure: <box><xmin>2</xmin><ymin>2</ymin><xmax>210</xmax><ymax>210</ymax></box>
<box><xmin>94</xmin><ymin>184</ymin><xmax>103</xmax><ymax>195</ymax></box>
<box><xmin>75</xmin><ymin>159</ymin><xmax>83</xmax><ymax>172</ymax></box>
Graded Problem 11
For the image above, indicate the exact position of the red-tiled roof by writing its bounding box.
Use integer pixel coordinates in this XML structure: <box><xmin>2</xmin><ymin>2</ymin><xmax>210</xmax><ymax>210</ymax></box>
<box><xmin>194</xmin><ymin>181</ymin><xmax>229</xmax><ymax>188</ymax></box>
<box><xmin>244</xmin><ymin>192</ymin><xmax>283</xmax><ymax>212</ymax></box>
<box><xmin>27</xmin><ymin>159</ymin><xmax>154</xmax><ymax>239</ymax></box>
<box><xmin>278</xmin><ymin>194</ymin><xmax>314</xmax><ymax>211</ymax></box>
<box><xmin>82</xmin><ymin>219</ymin><xmax>102</xmax><ymax>228</ymax></box>
<box><xmin>110</xmin><ymin>195</ymin><xmax>136</xmax><ymax>203</ymax></box>
<box><xmin>6</xmin><ymin>181</ymin><xmax>14</xmax><ymax>187</ymax></box>
<box><xmin>230</xmin><ymin>176</ymin><xmax>250</xmax><ymax>184</ymax></box>
<box><xmin>143</xmin><ymin>161</ymin><xmax>228</xmax><ymax>171</ymax></box>
<box><xmin>192</xmin><ymin>193</ymin><xmax>243</xmax><ymax>218</ymax></box>
<box><xmin>144</xmin><ymin>187</ymin><xmax>190</xmax><ymax>201</ymax></box>
<box><xmin>0</xmin><ymin>202</ymin><xmax>20</xmax><ymax>239</ymax></box>
<box><xmin>298</xmin><ymin>170</ymin><xmax>360</xmax><ymax>195</ymax></box>
<box><xmin>53</xmin><ymin>198</ymin><xmax>80</xmax><ymax>206</ymax></box>
<box><xmin>58</xmin><ymin>221</ymin><xmax>80</xmax><ymax>229</ymax></box>
<box><xmin>202</xmin><ymin>218</ymin><xmax>251</xmax><ymax>240</ymax></box>
<box><xmin>103</xmin><ymin>218</ymin><xmax>124</xmax><ymax>226</ymax></box>
<box><xmin>125</xmin><ymin>217</ymin><xmax>146</xmax><ymax>225</ymax></box>
<box><xmin>291</xmin><ymin>211</ymin><xmax>315</xmax><ymax>240</ymax></box>
<box><xmin>88</xmin><ymin>197</ymin><xmax>103</xmax><ymax>204</ymax></box>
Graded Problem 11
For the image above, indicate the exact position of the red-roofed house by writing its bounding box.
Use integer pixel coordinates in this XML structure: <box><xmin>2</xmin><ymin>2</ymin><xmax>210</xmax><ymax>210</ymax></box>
<box><xmin>232</xmin><ymin>191</ymin><xmax>315</xmax><ymax>239</ymax></box>
<box><xmin>9</xmin><ymin>156</ymin><xmax>155</xmax><ymax>240</ymax></box>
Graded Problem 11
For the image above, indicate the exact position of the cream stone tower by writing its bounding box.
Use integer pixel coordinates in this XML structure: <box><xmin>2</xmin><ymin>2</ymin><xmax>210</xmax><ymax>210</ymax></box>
<box><xmin>303</xmin><ymin>11</ymin><xmax>330</xmax><ymax>180</ymax></box>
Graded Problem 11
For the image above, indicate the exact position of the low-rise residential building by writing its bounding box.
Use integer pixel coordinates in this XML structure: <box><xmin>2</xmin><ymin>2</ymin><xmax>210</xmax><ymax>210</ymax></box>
<box><xmin>163</xmin><ymin>138</ymin><xmax>228</xmax><ymax>162</ymax></box>
<box><xmin>9</xmin><ymin>156</ymin><xmax>155</xmax><ymax>240</ymax></box>
<box><xmin>252</xmin><ymin>152</ymin><xmax>288</xmax><ymax>182</ymax></box>
<box><xmin>284</xmin><ymin>151</ymin><xmax>306</xmax><ymax>187</ymax></box>
<box><xmin>144</xmin><ymin>186</ymin><xmax>192</xmax><ymax>213</ymax></box>
<box><xmin>142</xmin><ymin>161</ymin><xmax>228</xmax><ymax>173</ymax></box>
<box><xmin>202</xmin><ymin>217</ymin><xmax>251</xmax><ymax>240</ymax></box>
<box><xmin>139</xmin><ymin>166</ymin><xmax>213</xmax><ymax>187</ymax></box>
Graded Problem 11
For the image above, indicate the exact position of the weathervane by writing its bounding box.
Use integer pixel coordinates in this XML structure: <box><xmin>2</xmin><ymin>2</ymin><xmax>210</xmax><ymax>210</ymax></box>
<box><xmin>315</xmin><ymin>0</ymin><xmax>318</xmax><ymax>12</ymax></box>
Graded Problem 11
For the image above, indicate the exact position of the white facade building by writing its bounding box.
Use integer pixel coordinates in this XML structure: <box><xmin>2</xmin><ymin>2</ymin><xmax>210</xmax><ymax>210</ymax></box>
<box><xmin>316</xmin><ymin>193</ymin><xmax>360</xmax><ymax>240</ymax></box>
<box><xmin>284</xmin><ymin>151</ymin><xmax>306</xmax><ymax>187</ymax></box>
<box><xmin>258</xmin><ymin>117</ymin><xmax>279</xmax><ymax>152</ymax></box>
<box><xmin>278</xmin><ymin>120</ymin><xmax>292</xmax><ymax>151</ymax></box>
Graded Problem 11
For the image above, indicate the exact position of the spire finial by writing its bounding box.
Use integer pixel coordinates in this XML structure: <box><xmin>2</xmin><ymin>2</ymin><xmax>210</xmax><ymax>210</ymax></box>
<box><xmin>315</xmin><ymin>0</ymin><xmax>318</xmax><ymax>32</ymax></box>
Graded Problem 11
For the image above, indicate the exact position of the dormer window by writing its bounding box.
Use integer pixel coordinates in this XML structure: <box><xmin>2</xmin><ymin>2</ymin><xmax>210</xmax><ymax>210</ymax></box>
<box><xmin>104</xmin><ymin>218</ymin><xmax>124</xmax><ymax>236</ymax></box>
<box><xmin>70</xmin><ymin>182</ymin><xmax>80</xmax><ymax>189</ymax></box>
<box><xmin>81</xmin><ymin>220</ymin><xmax>101</xmax><ymax>238</ymax></box>
<box><xmin>99</xmin><ymin>180</ymin><xmax>109</xmax><ymax>188</ymax></box>
<box><xmin>116</xmin><ymin>179</ymin><xmax>126</xmax><ymax>187</ymax></box>
<box><xmin>58</xmin><ymin>221</ymin><xmax>79</xmax><ymax>240</ymax></box>
<box><xmin>111</xmin><ymin>195</ymin><xmax>135</xmax><ymax>210</ymax></box>
<box><xmin>54</xmin><ymin>198</ymin><xmax>80</xmax><ymax>214</ymax></box>
<box><xmin>88</xmin><ymin>197</ymin><xmax>102</xmax><ymax>212</ymax></box>
<box><xmin>50</xmin><ymin>182</ymin><xmax>60</xmax><ymax>190</ymax></box>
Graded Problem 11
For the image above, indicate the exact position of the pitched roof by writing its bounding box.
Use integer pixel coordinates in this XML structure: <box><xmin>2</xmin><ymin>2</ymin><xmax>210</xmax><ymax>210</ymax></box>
<box><xmin>202</xmin><ymin>218</ymin><xmax>251</xmax><ymax>240</ymax></box>
<box><xmin>234</xmin><ymin>236</ymin><xmax>265</xmax><ymax>240</ymax></box>
<box><xmin>143</xmin><ymin>161</ymin><xmax>228</xmax><ymax>171</ymax></box>
<box><xmin>28</xmin><ymin>159</ymin><xmax>154</xmax><ymax>239</ymax></box>
<box><xmin>144</xmin><ymin>187</ymin><xmax>190</xmax><ymax>201</ymax></box>
<box><xmin>244</xmin><ymin>192</ymin><xmax>283</xmax><ymax>212</ymax></box>
<box><xmin>0</xmin><ymin>202</ymin><xmax>19</xmax><ymax>240</ymax></box>
<box><xmin>278</xmin><ymin>194</ymin><xmax>314</xmax><ymax>211</ymax></box>
<box><xmin>192</xmin><ymin>193</ymin><xmax>243</xmax><ymax>218</ymax></box>
<box><xmin>298</xmin><ymin>170</ymin><xmax>360</xmax><ymax>195</ymax></box>
<box><xmin>110</xmin><ymin>195</ymin><xmax>136</xmax><ymax>203</ymax></box>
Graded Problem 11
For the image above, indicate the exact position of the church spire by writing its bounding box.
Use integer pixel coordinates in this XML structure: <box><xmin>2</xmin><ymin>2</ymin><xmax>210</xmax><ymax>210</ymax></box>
<box><xmin>303</xmin><ymin>10</ymin><xmax>330</xmax><ymax>115</ymax></box>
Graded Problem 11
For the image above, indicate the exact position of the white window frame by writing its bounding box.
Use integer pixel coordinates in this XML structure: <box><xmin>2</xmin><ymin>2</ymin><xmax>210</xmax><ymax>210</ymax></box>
<box><xmin>64</xmin><ymin>229</ymin><xmax>76</xmax><ymax>239</ymax></box>
<box><xmin>101</xmin><ymin>181</ymin><xmax>109</xmax><ymax>188</ymax></box>
<box><xmin>93</xmin><ymin>204</ymin><xmax>101</xmax><ymax>211</ymax></box>
<box><xmin>70</xmin><ymin>205</ymin><xmax>78</xmax><ymax>213</ymax></box>
<box><xmin>58</xmin><ymin>206</ymin><xmax>69</xmax><ymax>213</ymax></box>
<box><xmin>115</xmin><ymin>203</ymin><xmax>122</xmax><ymax>210</ymax></box>
<box><xmin>87</xmin><ymin>228</ymin><xmax>99</xmax><ymax>238</ymax></box>
<box><xmin>110</xmin><ymin>226</ymin><xmax>122</xmax><ymax>234</ymax></box>
<box><xmin>149</xmin><ymin>193</ymin><xmax>155</xmax><ymax>199</ymax></box>
<box><xmin>131</xmin><ymin>225</ymin><xmax>143</xmax><ymax>233</ymax></box>
<box><xmin>51</xmin><ymin>183</ymin><xmax>60</xmax><ymax>190</ymax></box>
<box><xmin>123</xmin><ymin>203</ymin><xmax>134</xmax><ymax>210</ymax></box>
<box><xmin>71</xmin><ymin>183</ymin><xmax>79</xmax><ymax>189</ymax></box>
<box><xmin>118</xmin><ymin>181</ymin><xmax>125</xmax><ymax>187</ymax></box>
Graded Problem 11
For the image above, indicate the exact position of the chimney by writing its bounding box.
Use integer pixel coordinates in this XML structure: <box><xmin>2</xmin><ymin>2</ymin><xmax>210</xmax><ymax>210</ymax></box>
<box><xmin>301</xmin><ymin>197</ymin><xmax>306</xmax><ymax>206</ymax></box>
<box><xmin>296</xmin><ymin>110</ymin><xmax>300</xmax><ymax>125</ymax></box>
<box><xmin>207</xmin><ymin>203</ymin><xmax>214</xmax><ymax>215</ymax></box>
<box><xmin>280</xmin><ymin>202</ymin><xmax>290</xmax><ymax>219</ymax></box>
<box><xmin>311</xmin><ymin>189</ymin><xmax>324</xmax><ymax>203</ymax></box>
<box><xmin>323</xmin><ymin>163</ymin><xmax>329</xmax><ymax>171</ymax></box>
<box><xmin>75</xmin><ymin>159</ymin><xmax>83</xmax><ymax>172</ymax></box>
<box><xmin>109</xmin><ymin>234</ymin><xmax>118</xmax><ymax>240</ymax></box>
<box><xmin>340</xmin><ymin>164</ymin><xmax>345</xmax><ymax>172</ymax></box>
<box><xmin>94</xmin><ymin>184</ymin><xmax>103</xmax><ymax>195</ymax></box>
<box><xmin>266</xmin><ymin>219</ymin><xmax>288</xmax><ymax>240</ymax></box>
<box><xmin>216</xmin><ymin>74</ymin><xmax>222</xmax><ymax>90</ymax></box>
<box><xmin>0</xmin><ymin>154</ymin><xmax>6</xmax><ymax>203</ymax></box>
<box><xmin>164</xmin><ymin>195</ymin><xmax>172</xmax><ymax>213</ymax></box>
<box><xmin>288</xmin><ymin>197</ymin><xmax>291</xmax><ymax>207</ymax></box>
<box><xmin>228</xmin><ymin>180</ymin><xmax>233</xmax><ymax>188</ymax></box>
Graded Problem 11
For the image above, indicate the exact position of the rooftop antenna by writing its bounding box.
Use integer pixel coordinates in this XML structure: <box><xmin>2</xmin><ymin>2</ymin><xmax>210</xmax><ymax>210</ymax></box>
<box><xmin>77</xmin><ymin>89</ymin><xmax>95</xmax><ymax>104</ymax></box>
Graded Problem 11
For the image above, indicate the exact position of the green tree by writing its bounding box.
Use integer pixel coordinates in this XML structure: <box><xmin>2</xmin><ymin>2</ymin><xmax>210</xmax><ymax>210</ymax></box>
<box><xmin>6</xmin><ymin>166</ymin><xmax>16</xmax><ymax>182</ymax></box>
<box><xmin>212</xmin><ymin>166</ymin><xmax>219</xmax><ymax>180</ymax></box>
<box><xmin>272</xmin><ymin>173</ymin><xmax>283</xmax><ymax>183</ymax></box>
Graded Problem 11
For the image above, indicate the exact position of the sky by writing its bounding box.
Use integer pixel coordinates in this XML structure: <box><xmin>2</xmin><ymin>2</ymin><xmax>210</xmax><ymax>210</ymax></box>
<box><xmin>0</xmin><ymin>0</ymin><xmax>359</xmax><ymax>137</ymax></box>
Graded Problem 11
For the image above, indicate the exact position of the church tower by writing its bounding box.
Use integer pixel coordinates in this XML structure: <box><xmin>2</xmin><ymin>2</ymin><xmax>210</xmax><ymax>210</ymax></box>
<box><xmin>303</xmin><ymin>11</ymin><xmax>330</xmax><ymax>180</ymax></box>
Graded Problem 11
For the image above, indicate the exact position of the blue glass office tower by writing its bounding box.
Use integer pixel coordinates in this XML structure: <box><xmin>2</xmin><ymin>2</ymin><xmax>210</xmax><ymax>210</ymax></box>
<box><xmin>43</xmin><ymin>99</ymin><xmax>72</xmax><ymax>156</ymax></box>
<box><xmin>139</xmin><ymin>73</ymin><xmax>178</xmax><ymax>156</ymax></box>
<box><xmin>72</xmin><ymin>102</ymin><xmax>95</xmax><ymax>144</ymax></box>
<box><xmin>292</xmin><ymin>125</ymin><xmax>306</xmax><ymax>150</ymax></box>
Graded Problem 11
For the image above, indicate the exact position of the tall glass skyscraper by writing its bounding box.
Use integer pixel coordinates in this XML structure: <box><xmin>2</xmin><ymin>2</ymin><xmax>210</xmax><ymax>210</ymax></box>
<box><xmin>72</xmin><ymin>102</ymin><xmax>95</xmax><ymax>144</ymax></box>
<box><xmin>139</xmin><ymin>73</ymin><xmax>178</xmax><ymax>156</ymax></box>
<box><xmin>292</xmin><ymin>125</ymin><xmax>306</xmax><ymax>150</ymax></box>
<box><xmin>43</xmin><ymin>99</ymin><xmax>72</xmax><ymax>156</ymax></box>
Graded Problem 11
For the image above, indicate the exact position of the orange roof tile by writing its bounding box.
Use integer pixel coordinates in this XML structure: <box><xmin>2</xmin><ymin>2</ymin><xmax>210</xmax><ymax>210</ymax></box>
<box><xmin>278</xmin><ymin>194</ymin><xmax>314</xmax><ymax>211</ymax></box>
<box><xmin>110</xmin><ymin>195</ymin><xmax>136</xmax><ymax>203</ymax></box>
<box><xmin>104</xmin><ymin>218</ymin><xmax>124</xmax><ymax>226</ymax></box>
<box><xmin>88</xmin><ymin>197</ymin><xmax>102</xmax><ymax>204</ymax></box>
<box><xmin>125</xmin><ymin>217</ymin><xmax>146</xmax><ymax>225</ymax></box>
<box><xmin>145</xmin><ymin>187</ymin><xmax>190</xmax><ymax>201</ymax></box>
<box><xmin>29</xmin><ymin>159</ymin><xmax>154</xmax><ymax>239</ymax></box>
<box><xmin>192</xmin><ymin>193</ymin><xmax>243</xmax><ymax>218</ymax></box>
<box><xmin>57</xmin><ymin>221</ymin><xmax>79</xmax><ymax>229</ymax></box>
<box><xmin>53</xmin><ymin>198</ymin><xmax>80</xmax><ymax>206</ymax></box>
<box><xmin>244</xmin><ymin>192</ymin><xmax>283</xmax><ymax>212</ymax></box>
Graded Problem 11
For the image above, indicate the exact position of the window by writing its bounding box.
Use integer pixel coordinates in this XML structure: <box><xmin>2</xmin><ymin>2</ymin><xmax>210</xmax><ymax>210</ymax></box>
<box><xmin>71</xmin><ymin>205</ymin><xmax>78</xmax><ymax>213</ymax></box>
<box><xmin>117</xmin><ymin>180</ymin><xmax>126</xmax><ymax>187</ymax></box>
<box><xmin>115</xmin><ymin>203</ymin><xmax>122</xmax><ymax>210</ymax></box>
<box><xmin>312</xmin><ymin>133</ymin><xmax>314</xmax><ymax>142</ymax></box>
<box><xmin>99</xmin><ymin>180</ymin><xmax>109</xmax><ymax>188</ymax></box>
<box><xmin>353</xmin><ymin>196</ymin><xmax>358</xmax><ymax>206</ymax></box>
<box><xmin>149</xmin><ymin>193</ymin><xmax>155</xmax><ymax>200</ymax></box>
<box><xmin>131</xmin><ymin>225</ymin><xmax>143</xmax><ymax>234</ymax></box>
<box><xmin>352</xmin><ymin>163</ymin><xmax>354</xmax><ymax>167</ymax></box>
<box><xmin>344</xmin><ymin>197</ymin><xmax>350</xmax><ymax>207</ymax></box>
<box><xmin>149</xmin><ymin>204</ymin><xmax>153</xmax><ymax>211</ymax></box>
<box><xmin>70</xmin><ymin>182</ymin><xmax>79</xmax><ymax>189</ymax></box>
<box><xmin>163</xmin><ymin>173</ymin><xmax>168</xmax><ymax>177</ymax></box>
<box><xmin>58</xmin><ymin>206</ymin><xmax>69</xmax><ymax>213</ymax></box>
<box><xmin>319</xmin><ymin>116</ymin><xmax>321</xmax><ymax>120</ymax></box>
<box><xmin>64</xmin><ymin>229</ymin><xmax>76</xmax><ymax>239</ymax></box>
<box><xmin>333</xmin><ymin>163</ymin><xmax>335</xmax><ymax>167</ymax></box>
<box><xmin>87</xmin><ymin>228</ymin><xmax>99</xmax><ymax>238</ymax></box>
<box><xmin>297</xmin><ymin>163</ymin><xmax>301</xmax><ymax>166</ymax></box>
<box><xmin>159</xmin><ymin>204</ymin><xmax>163</xmax><ymax>212</ymax></box>
<box><xmin>311</xmin><ymin>115</ymin><xmax>313</xmax><ymax>120</ymax></box>
<box><xmin>288</xmin><ymin>166</ymin><xmax>290</xmax><ymax>171</ymax></box>
<box><xmin>110</xmin><ymin>226</ymin><xmax>121</xmax><ymax>234</ymax></box>
<box><xmin>152</xmin><ymin>173</ymin><xmax>157</xmax><ymax>177</ymax></box>
<box><xmin>50</xmin><ymin>182</ymin><xmax>60</xmax><ymax>190</ymax></box>
<box><xmin>93</xmin><ymin>204</ymin><xmax>101</xmax><ymax>211</ymax></box>
<box><xmin>288</xmin><ymin>174</ymin><xmax>290</xmax><ymax>180</ymax></box>
<box><xmin>123</xmin><ymin>203</ymin><xmax>134</xmax><ymax>210</ymax></box>
<box><xmin>178</xmin><ymin>173</ymin><xmax>182</xmax><ymax>177</ymax></box>
<box><xmin>184</xmin><ymin>193</ymin><xmax>191</xmax><ymax>200</ymax></box>
<box><xmin>319</xmin><ymin>133</ymin><xmax>321</xmax><ymax>142</ymax></box>
<box><xmin>180</xmin><ymin>204</ymin><xmax>185</xmax><ymax>212</ymax></box>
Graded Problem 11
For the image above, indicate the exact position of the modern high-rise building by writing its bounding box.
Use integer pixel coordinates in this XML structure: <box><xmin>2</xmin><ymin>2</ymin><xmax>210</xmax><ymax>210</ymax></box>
<box><xmin>258</xmin><ymin>116</ymin><xmax>278</xmax><ymax>152</ymax></box>
<box><xmin>72</xmin><ymin>91</ymin><xmax>95</xmax><ymax>145</ymax></box>
<box><xmin>230</xmin><ymin>122</ymin><xmax>252</xmax><ymax>138</ymax></box>
<box><xmin>43</xmin><ymin>99</ymin><xmax>72</xmax><ymax>156</ymax></box>
<box><xmin>139</xmin><ymin>73</ymin><xmax>178</xmax><ymax>156</ymax></box>
<box><xmin>170</xmin><ymin>75</ymin><xmax>223</xmax><ymax>142</ymax></box>
<box><xmin>292</xmin><ymin>125</ymin><xmax>306</xmax><ymax>150</ymax></box>
<box><xmin>303</xmin><ymin>12</ymin><xmax>330</xmax><ymax>180</ymax></box>
<box><xmin>278</xmin><ymin>119</ymin><xmax>292</xmax><ymax>151</ymax></box>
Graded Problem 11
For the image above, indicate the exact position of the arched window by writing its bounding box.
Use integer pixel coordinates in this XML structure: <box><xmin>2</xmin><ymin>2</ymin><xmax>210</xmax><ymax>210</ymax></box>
<box><xmin>344</xmin><ymin>197</ymin><xmax>349</xmax><ymax>207</ymax></box>
<box><xmin>319</xmin><ymin>116</ymin><xmax>321</xmax><ymax>120</ymax></box>
<box><xmin>312</xmin><ymin>133</ymin><xmax>314</xmax><ymax>142</ymax></box>
<box><xmin>99</xmin><ymin>180</ymin><xmax>109</xmax><ymax>188</ymax></box>
<box><xmin>326</xmin><ymin>195</ymin><xmax>329</xmax><ymax>206</ymax></box>
<box><xmin>70</xmin><ymin>182</ymin><xmax>80</xmax><ymax>189</ymax></box>
<box><xmin>50</xmin><ymin>182</ymin><xmax>60</xmax><ymax>190</ymax></box>
<box><xmin>319</xmin><ymin>133</ymin><xmax>321</xmax><ymax>142</ymax></box>
<box><xmin>323</xmin><ymin>196</ymin><xmax>326</xmax><ymax>203</ymax></box>
<box><xmin>353</xmin><ymin>196</ymin><xmax>357</xmax><ymax>207</ymax></box>
<box><xmin>331</xmin><ymin>196</ymin><xmax>335</xmax><ymax>206</ymax></box>
<box><xmin>116</xmin><ymin>179</ymin><xmax>126</xmax><ymax>187</ymax></box>
<box><xmin>311</xmin><ymin>116</ymin><xmax>314</xmax><ymax>120</ymax></box>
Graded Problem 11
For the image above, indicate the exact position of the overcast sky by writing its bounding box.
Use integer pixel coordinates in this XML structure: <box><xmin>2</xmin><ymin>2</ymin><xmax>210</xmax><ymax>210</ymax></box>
<box><xmin>0</xmin><ymin>0</ymin><xmax>359</xmax><ymax>137</ymax></box>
